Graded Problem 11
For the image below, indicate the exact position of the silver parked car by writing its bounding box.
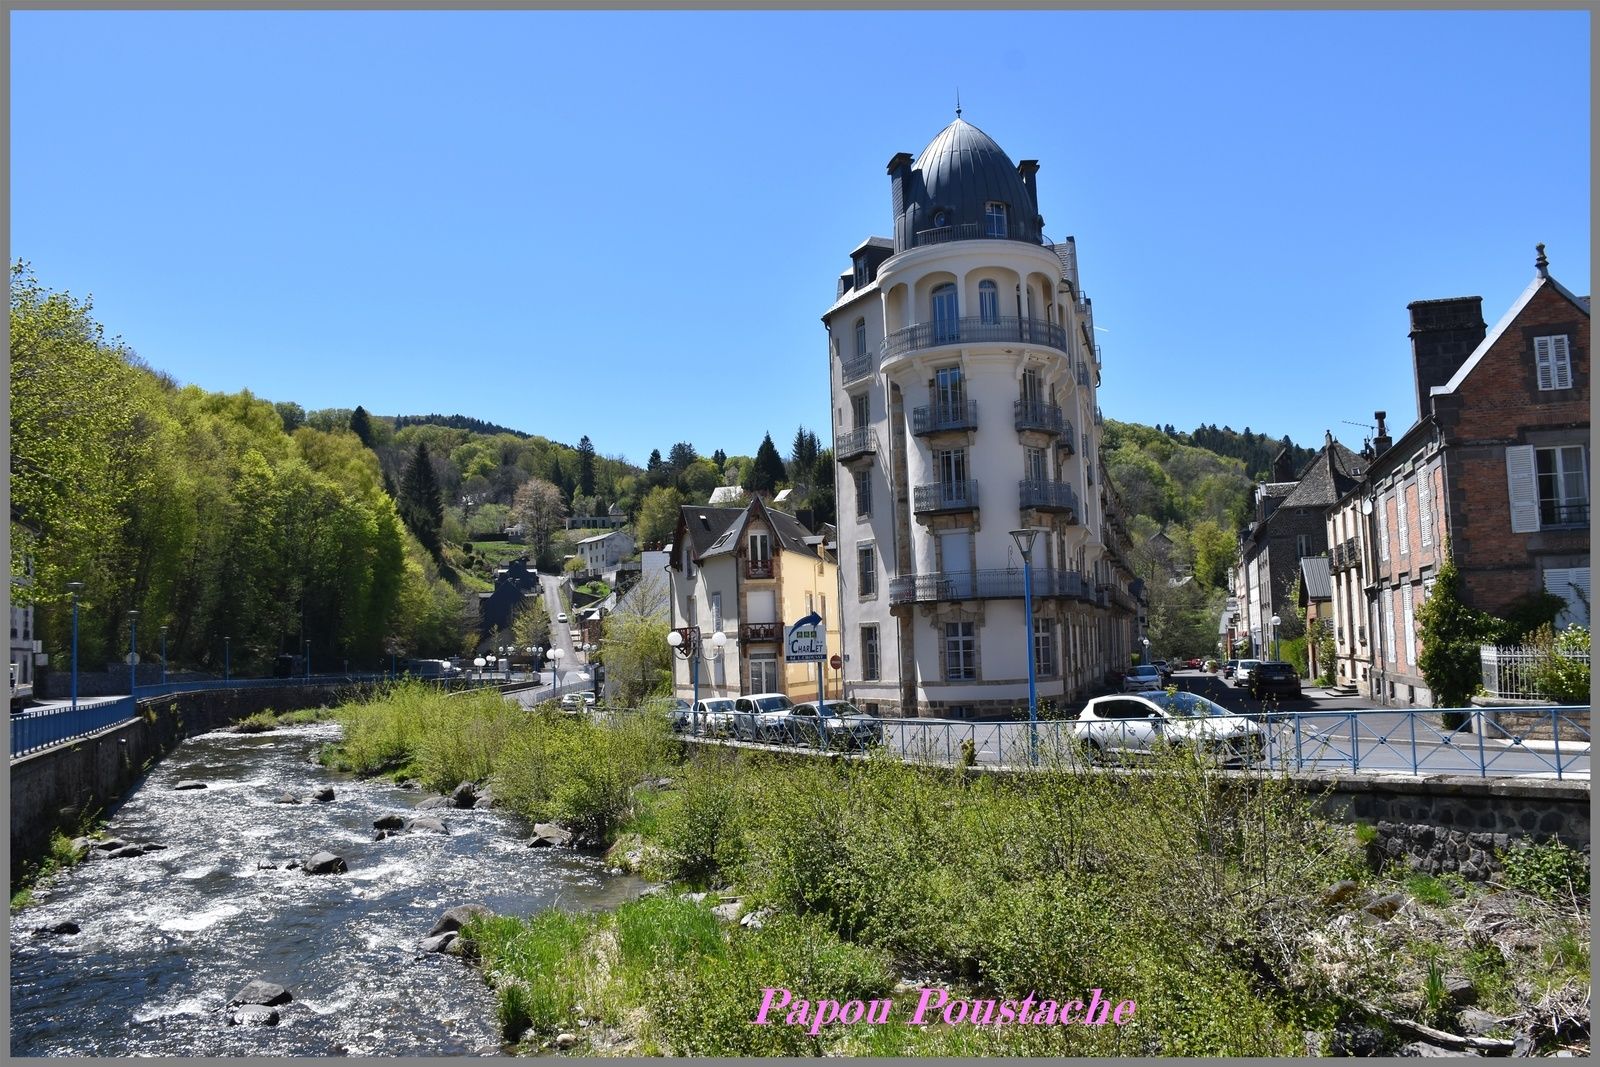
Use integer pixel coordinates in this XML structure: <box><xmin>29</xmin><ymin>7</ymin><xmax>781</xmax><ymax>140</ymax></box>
<box><xmin>1072</xmin><ymin>691</ymin><xmax>1266</xmax><ymax>766</ymax></box>
<box><xmin>1121</xmin><ymin>664</ymin><xmax>1164</xmax><ymax>693</ymax></box>
<box><xmin>732</xmin><ymin>693</ymin><xmax>794</xmax><ymax>741</ymax></box>
<box><xmin>781</xmin><ymin>700</ymin><xmax>883</xmax><ymax>750</ymax></box>
<box><xmin>692</xmin><ymin>697</ymin><xmax>737</xmax><ymax>737</ymax></box>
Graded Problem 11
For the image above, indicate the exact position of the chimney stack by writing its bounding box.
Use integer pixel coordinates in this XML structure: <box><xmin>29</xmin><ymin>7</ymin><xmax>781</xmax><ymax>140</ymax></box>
<box><xmin>1372</xmin><ymin>411</ymin><xmax>1392</xmax><ymax>456</ymax></box>
<box><xmin>1017</xmin><ymin>159</ymin><xmax>1040</xmax><ymax>212</ymax></box>
<box><xmin>1407</xmin><ymin>296</ymin><xmax>1487</xmax><ymax>420</ymax></box>
<box><xmin>887</xmin><ymin>152</ymin><xmax>914</xmax><ymax>251</ymax></box>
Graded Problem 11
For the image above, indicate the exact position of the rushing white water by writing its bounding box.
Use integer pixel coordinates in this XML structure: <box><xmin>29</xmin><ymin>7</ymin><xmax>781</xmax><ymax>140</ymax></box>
<box><xmin>9</xmin><ymin>720</ymin><xmax>646</xmax><ymax>1056</ymax></box>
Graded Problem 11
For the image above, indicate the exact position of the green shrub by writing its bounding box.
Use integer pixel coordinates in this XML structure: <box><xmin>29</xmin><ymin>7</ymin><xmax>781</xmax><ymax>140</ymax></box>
<box><xmin>1528</xmin><ymin>624</ymin><xmax>1590</xmax><ymax>705</ymax></box>
<box><xmin>1499</xmin><ymin>839</ymin><xmax>1589</xmax><ymax>902</ymax></box>
<box><xmin>233</xmin><ymin>710</ymin><xmax>278</xmax><ymax>733</ymax></box>
<box><xmin>1404</xmin><ymin>872</ymin><xmax>1454</xmax><ymax>907</ymax></box>
<box><xmin>655</xmin><ymin>752</ymin><xmax>746</xmax><ymax>884</ymax></box>
<box><xmin>468</xmin><ymin>910</ymin><xmax>594</xmax><ymax>1040</ymax></box>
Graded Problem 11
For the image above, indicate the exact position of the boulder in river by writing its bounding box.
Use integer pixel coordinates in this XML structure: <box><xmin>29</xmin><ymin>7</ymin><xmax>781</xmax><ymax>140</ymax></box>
<box><xmin>104</xmin><ymin>844</ymin><xmax>149</xmax><ymax>859</ymax></box>
<box><xmin>311</xmin><ymin>786</ymin><xmax>335</xmax><ymax>802</ymax></box>
<box><xmin>415</xmin><ymin>796</ymin><xmax>453</xmax><ymax>810</ymax></box>
<box><xmin>373</xmin><ymin>814</ymin><xmax>405</xmax><ymax>831</ymax></box>
<box><xmin>173</xmin><ymin>781</ymin><xmax>207</xmax><ymax>791</ymax></box>
<box><xmin>427</xmin><ymin>903</ymin><xmax>494</xmax><ymax>937</ymax></box>
<box><xmin>710</xmin><ymin>901</ymin><xmax>743</xmax><ymax>923</ymax></box>
<box><xmin>302</xmin><ymin>852</ymin><xmax>347</xmax><ymax>875</ymax></box>
<box><xmin>371</xmin><ymin>830</ymin><xmax>388</xmax><ymax>842</ymax></box>
<box><xmin>418</xmin><ymin>932</ymin><xmax>458</xmax><ymax>953</ymax></box>
<box><xmin>230</xmin><ymin>979</ymin><xmax>293</xmax><ymax>1007</ymax></box>
<box><xmin>227</xmin><ymin>1005</ymin><xmax>281</xmax><ymax>1027</ymax></box>
<box><xmin>473</xmin><ymin>788</ymin><xmax>495</xmax><ymax>809</ymax></box>
<box><xmin>273</xmin><ymin>793</ymin><xmax>301</xmax><ymax>805</ymax></box>
<box><xmin>93</xmin><ymin>838</ymin><xmax>129</xmax><ymax>852</ymax></box>
<box><xmin>528</xmin><ymin>823</ymin><xmax>572</xmax><ymax>848</ymax></box>
<box><xmin>34</xmin><ymin>921</ymin><xmax>80</xmax><ymax>936</ymax></box>
<box><xmin>450</xmin><ymin>782</ymin><xmax>478</xmax><ymax>808</ymax></box>
<box><xmin>405</xmin><ymin>817</ymin><xmax>450</xmax><ymax>835</ymax></box>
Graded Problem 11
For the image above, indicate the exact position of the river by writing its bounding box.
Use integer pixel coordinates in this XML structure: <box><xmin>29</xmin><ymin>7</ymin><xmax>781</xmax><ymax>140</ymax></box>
<box><xmin>9</xmin><ymin>720</ymin><xmax>645</xmax><ymax>1056</ymax></box>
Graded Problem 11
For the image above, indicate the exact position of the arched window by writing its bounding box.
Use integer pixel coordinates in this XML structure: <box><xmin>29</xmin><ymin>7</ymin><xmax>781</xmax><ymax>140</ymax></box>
<box><xmin>854</xmin><ymin>318</ymin><xmax>866</xmax><ymax>358</ymax></box>
<box><xmin>978</xmin><ymin>280</ymin><xmax>998</xmax><ymax>325</ymax></box>
<box><xmin>932</xmin><ymin>283</ymin><xmax>959</xmax><ymax>344</ymax></box>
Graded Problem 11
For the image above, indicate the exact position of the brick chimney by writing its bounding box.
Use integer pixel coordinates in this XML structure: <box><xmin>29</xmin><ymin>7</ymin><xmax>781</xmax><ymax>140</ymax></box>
<box><xmin>886</xmin><ymin>151</ymin><xmax>914</xmax><ymax>251</ymax></box>
<box><xmin>1407</xmin><ymin>296</ymin><xmax>1486</xmax><ymax>420</ymax></box>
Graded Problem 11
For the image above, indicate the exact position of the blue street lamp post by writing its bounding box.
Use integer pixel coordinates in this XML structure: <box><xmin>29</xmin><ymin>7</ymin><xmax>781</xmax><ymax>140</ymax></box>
<box><xmin>160</xmin><ymin>625</ymin><xmax>169</xmax><ymax>686</ymax></box>
<box><xmin>67</xmin><ymin>582</ymin><xmax>85</xmax><ymax>712</ymax></box>
<box><xmin>127</xmin><ymin>609</ymin><xmax>140</xmax><ymax>696</ymax></box>
<box><xmin>667</xmin><ymin>628</ymin><xmax>728</xmax><ymax>735</ymax></box>
<box><xmin>1011</xmin><ymin>529</ymin><xmax>1041</xmax><ymax>765</ymax></box>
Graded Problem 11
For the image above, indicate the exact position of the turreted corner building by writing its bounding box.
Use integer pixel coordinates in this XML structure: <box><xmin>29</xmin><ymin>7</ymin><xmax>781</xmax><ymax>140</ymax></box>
<box><xmin>823</xmin><ymin>115</ymin><xmax>1142</xmax><ymax>719</ymax></box>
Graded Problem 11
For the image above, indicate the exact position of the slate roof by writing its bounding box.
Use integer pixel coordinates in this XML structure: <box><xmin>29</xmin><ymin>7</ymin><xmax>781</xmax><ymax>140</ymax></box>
<box><xmin>1279</xmin><ymin>440</ymin><xmax>1365</xmax><ymax>511</ymax></box>
<box><xmin>900</xmin><ymin>118</ymin><xmax>1043</xmax><ymax>245</ymax></box>
<box><xmin>1435</xmin><ymin>271</ymin><xmax>1590</xmax><ymax>396</ymax></box>
<box><xmin>679</xmin><ymin>502</ymin><xmax>824</xmax><ymax>563</ymax></box>
<box><xmin>1299</xmin><ymin>556</ymin><xmax>1332</xmax><ymax>601</ymax></box>
<box><xmin>677</xmin><ymin>507</ymin><xmax>745</xmax><ymax>559</ymax></box>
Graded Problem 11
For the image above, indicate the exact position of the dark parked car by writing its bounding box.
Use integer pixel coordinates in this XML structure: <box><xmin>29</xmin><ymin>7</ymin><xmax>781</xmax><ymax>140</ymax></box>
<box><xmin>1248</xmin><ymin>661</ymin><xmax>1302</xmax><ymax>700</ymax></box>
<box><xmin>1221</xmin><ymin>659</ymin><xmax>1239</xmax><ymax>680</ymax></box>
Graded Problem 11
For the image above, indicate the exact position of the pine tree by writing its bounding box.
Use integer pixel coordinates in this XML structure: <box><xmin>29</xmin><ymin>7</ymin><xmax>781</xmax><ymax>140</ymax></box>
<box><xmin>399</xmin><ymin>441</ymin><xmax>444</xmax><ymax>556</ymax></box>
<box><xmin>711</xmin><ymin>448</ymin><xmax>727</xmax><ymax>468</ymax></box>
<box><xmin>744</xmin><ymin>433</ymin><xmax>787</xmax><ymax>494</ymax></box>
<box><xmin>577</xmin><ymin>435</ymin><xmax>596</xmax><ymax>497</ymax></box>
<box><xmin>1416</xmin><ymin>544</ymin><xmax>1497</xmax><ymax>720</ymax></box>
<box><xmin>349</xmin><ymin>405</ymin><xmax>374</xmax><ymax>448</ymax></box>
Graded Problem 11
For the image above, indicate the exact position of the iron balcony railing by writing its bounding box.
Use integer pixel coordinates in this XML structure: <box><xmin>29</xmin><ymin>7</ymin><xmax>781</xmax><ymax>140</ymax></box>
<box><xmin>840</xmin><ymin>352</ymin><xmax>874</xmax><ymax>385</ymax></box>
<box><xmin>1013</xmin><ymin>400</ymin><xmax>1066</xmax><ymax>436</ymax></box>
<box><xmin>1541</xmin><ymin>502</ymin><xmax>1590</xmax><ymax>526</ymax></box>
<box><xmin>1019</xmin><ymin>478</ymin><xmax>1080</xmax><ymax>514</ymax></box>
<box><xmin>1057</xmin><ymin>424</ymin><xmax>1077</xmax><ymax>454</ymax></box>
<box><xmin>911</xmin><ymin>400</ymin><xmax>979</xmax><ymax>436</ymax></box>
<box><xmin>1076</xmin><ymin>361</ymin><xmax>1091</xmax><ymax>387</ymax></box>
<box><xmin>888</xmin><ymin>567</ymin><xmax>1094</xmax><ymax>605</ymax></box>
<box><xmin>742</xmin><ymin>622</ymin><xmax>779</xmax><ymax>642</ymax></box>
<box><xmin>747</xmin><ymin>559</ymin><xmax>774</xmax><ymax>579</ymax></box>
<box><xmin>882</xmin><ymin>316</ymin><xmax>1068</xmax><ymax>360</ymax></box>
<box><xmin>1094</xmin><ymin>405</ymin><xmax>1104</xmax><ymax>426</ymax></box>
<box><xmin>913</xmin><ymin>480</ymin><xmax>979</xmax><ymax>514</ymax></box>
<box><xmin>912</xmin><ymin>222</ymin><xmax>1041</xmax><ymax>248</ymax></box>
<box><xmin>834</xmin><ymin>427</ymin><xmax>877</xmax><ymax>462</ymax></box>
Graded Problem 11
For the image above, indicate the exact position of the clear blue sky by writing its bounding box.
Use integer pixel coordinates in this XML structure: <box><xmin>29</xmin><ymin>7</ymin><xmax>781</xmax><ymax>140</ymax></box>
<box><xmin>12</xmin><ymin>9</ymin><xmax>1591</xmax><ymax>469</ymax></box>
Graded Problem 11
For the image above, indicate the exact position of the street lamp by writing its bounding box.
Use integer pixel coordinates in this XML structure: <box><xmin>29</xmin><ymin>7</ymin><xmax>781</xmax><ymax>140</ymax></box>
<box><xmin>67</xmin><ymin>582</ymin><xmax>84</xmax><ymax>712</ymax></box>
<box><xmin>667</xmin><ymin>627</ymin><xmax>728</xmax><ymax>736</ymax></box>
<box><xmin>127</xmin><ymin>609</ymin><xmax>140</xmax><ymax>696</ymax></box>
<box><xmin>160</xmin><ymin>625</ymin><xmax>169</xmax><ymax>686</ymax></box>
<box><xmin>1270</xmin><ymin>613</ymin><xmax>1282</xmax><ymax>661</ymax></box>
<box><xmin>549</xmin><ymin>647</ymin><xmax>566</xmax><ymax>694</ymax></box>
<box><xmin>1010</xmin><ymin>529</ymin><xmax>1041</xmax><ymax>764</ymax></box>
<box><xmin>581</xmin><ymin>643</ymin><xmax>599</xmax><ymax>704</ymax></box>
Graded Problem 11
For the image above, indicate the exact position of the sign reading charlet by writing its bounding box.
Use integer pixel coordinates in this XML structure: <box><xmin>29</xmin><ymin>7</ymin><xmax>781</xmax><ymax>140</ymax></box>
<box><xmin>784</xmin><ymin>612</ymin><xmax>826</xmax><ymax>663</ymax></box>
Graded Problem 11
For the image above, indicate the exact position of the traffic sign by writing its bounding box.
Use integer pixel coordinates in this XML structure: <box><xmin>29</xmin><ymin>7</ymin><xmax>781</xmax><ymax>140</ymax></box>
<box><xmin>784</xmin><ymin>612</ymin><xmax>826</xmax><ymax>663</ymax></box>
<box><xmin>829</xmin><ymin>654</ymin><xmax>842</xmax><ymax>670</ymax></box>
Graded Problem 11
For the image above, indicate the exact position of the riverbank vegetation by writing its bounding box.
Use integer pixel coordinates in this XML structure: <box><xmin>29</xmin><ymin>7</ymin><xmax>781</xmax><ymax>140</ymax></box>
<box><xmin>324</xmin><ymin>685</ymin><xmax>1589</xmax><ymax>1056</ymax></box>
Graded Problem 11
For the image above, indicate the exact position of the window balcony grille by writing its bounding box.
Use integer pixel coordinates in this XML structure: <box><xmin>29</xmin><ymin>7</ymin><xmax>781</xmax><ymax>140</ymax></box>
<box><xmin>834</xmin><ymin>427</ymin><xmax>877</xmax><ymax>463</ymax></box>
<box><xmin>912</xmin><ymin>480</ymin><xmax>979</xmax><ymax>515</ymax></box>
<box><xmin>889</xmin><ymin>567</ymin><xmax>1094</xmax><ymax>605</ymax></box>
<box><xmin>911</xmin><ymin>400</ymin><xmax>979</xmax><ymax>436</ymax></box>
<box><xmin>746</xmin><ymin>559</ymin><xmax>773</xmax><ymax>579</ymax></box>
<box><xmin>1018</xmin><ymin>479</ymin><xmax>1080</xmax><ymax>515</ymax></box>
<box><xmin>1013</xmin><ymin>400</ymin><xmax>1065</xmax><ymax>436</ymax></box>
<box><xmin>882</xmin><ymin>316</ymin><xmax>1068</xmax><ymax>360</ymax></box>
<box><xmin>742</xmin><ymin>622</ymin><xmax>778</xmax><ymax>642</ymax></box>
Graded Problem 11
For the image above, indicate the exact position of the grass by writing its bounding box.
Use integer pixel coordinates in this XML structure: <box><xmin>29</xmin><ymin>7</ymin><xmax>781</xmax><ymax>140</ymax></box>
<box><xmin>233</xmin><ymin>710</ymin><xmax>279</xmax><ymax>733</ymax></box>
<box><xmin>1405</xmin><ymin>872</ymin><xmax>1455</xmax><ymax>907</ymax></box>
<box><xmin>10</xmin><ymin>827</ymin><xmax>97</xmax><ymax>911</ymax></box>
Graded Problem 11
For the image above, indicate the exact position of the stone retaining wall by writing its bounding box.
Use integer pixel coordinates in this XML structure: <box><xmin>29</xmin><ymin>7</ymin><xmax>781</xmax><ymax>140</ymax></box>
<box><xmin>9</xmin><ymin>683</ymin><xmax>374</xmax><ymax>864</ymax></box>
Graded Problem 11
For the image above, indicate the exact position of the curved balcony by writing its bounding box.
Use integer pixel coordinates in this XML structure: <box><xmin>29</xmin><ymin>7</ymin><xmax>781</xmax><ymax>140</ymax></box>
<box><xmin>1019</xmin><ymin>479</ymin><xmax>1080</xmax><ymax>516</ymax></box>
<box><xmin>911</xmin><ymin>400</ymin><xmax>978</xmax><ymax>437</ymax></box>
<box><xmin>912</xmin><ymin>480</ymin><xmax>978</xmax><ymax>516</ymax></box>
<box><xmin>1056</xmin><ymin>422</ymin><xmax>1077</xmax><ymax>454</ymax></box>
<box><xmin>834</xmin><ymin>427</ymin><xmax>877</xmax><ymax>464</ymax></box>
<box><xmin>889</xmin><ymin>567</ymin><xmax>1094</xmax><ymax>605</ymax></box>
<box><xmin>881</xmin><ymin>316</ymin><xmax>1068</xmax><ymax>360</ymax></box>
<box><xmin>1014</xmin><ymin>400</ymin><xmax>1066</xmax><ymax>437</ymax></box>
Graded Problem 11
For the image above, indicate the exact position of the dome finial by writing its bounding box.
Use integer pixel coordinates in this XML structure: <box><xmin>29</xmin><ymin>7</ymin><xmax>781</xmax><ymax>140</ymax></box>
<box><xmin>955</xmin><ymin>88</ymin><xmax>961</xmax><ymax>119</ymax></box>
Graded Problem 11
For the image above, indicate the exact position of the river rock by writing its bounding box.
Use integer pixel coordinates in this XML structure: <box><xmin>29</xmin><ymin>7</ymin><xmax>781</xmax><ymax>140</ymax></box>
<box><xmin>1363</xmin><ymin>893</ymin><xmax>1405</xmax><ymax>920</ymax></box>
<box><xmin>302</xmin><ymin>852</ymin><xmax>347</xmax><ymax>875</ymax></box>
<box><xmin>312</xmin><ymin>786</ymin><xmax>335</xmax><ymax>802</ymax></box>
<box><xmin>371</xmin><ymin>830</ymin><xmax>388</xmax><ymax>842</ymax></box>
<box><xmin>104</xmin><ymin>844</ymin><xmax>148</xmax><ymax>859</ymax></box>
<box><xmin>528</xmin><ymin>823</ymin><xmax>572</xmax><ymax>848</ymax></box>
<box><xmin>173</xmin><ymin>781</ymin><xmax>207</xmax><ymax>791</ymax></box>
<box><xmin>1459</xmin><ymin>1009</ymin><xmax>1506</xmax><ymax>1036</ymax></box>
<box><xmin>68</xmin><ymin>836</ymin><xmax>96</xmax><ymax>855</ymax></box>
<box><xmin>273</xmin><ymin>793</ymin><xmax>301</xmax><ymax>805</ymax></box>
<box><xmin>142</xmin><ymin>843</ymin><xmax>166</xmax><ymax>852</ymax></box>
<box><xmin>1444</xmin><ymin>975</ymin><xmax>1477</xmax><ymax>1006</ymax></box>
<box><xmin>555</xmin><ymin>1032</ymin><xmax>578</xmax><ymax>1049</ymax></box>
<box><xmin>1400</xmin><ymin>1041</ymin><xmax>1477</xmax><ymax>1057</ymax></box>
<box><xmin>427</xmin><ymin>903</ymin><xmax>494</xmax><ymax>937</ymax></box>
<box><xmin>285</xmin><ymin>860</ymin><xmax>300</xmax><ymax>870</ymax></box>
<box><xmin>450</xmin><ymin>782</ymin><xmax>478</xmax><ymax>808</ymax></box>
<box><xmin>472</xmin><ymin>788</ymin><xmax>495</xmax><ymax>809</ymax></box>
<box><xmin>740</xmin><ymin>907</ymin><xmax>772</xmax><ymax>931</ymax></box>
<box><xmin>373</xmin><ymin>814</ymin><xmax>405</xmax><ymax>830</ymax></box>
<box><xmin>405</xmin><ymin>817</ymin><xmax>450</xmax><ymax>835</ymax></box>
<box><xmin>1320</xmin><ymin>880</ymin><xmax>1364</xmax><ymax>907</ymax></box>
<box><xmin>416</xmin><ymin>796</ymin><xmax>453</xmax><ymax>810</ymax></box>
<box><xmin>228</xmin><ymin>1005</ymin><xmax>281</xmax><ymax>1027</ymax></box>
<box><xmin>710</xmin><ymin>901</ymin><xmax>743</xmax><ymax>923</ymax></box>
<box><xmin>418</xmin><ymin>932</ymin><xmax>457</xmax><ymax>953</ymax></box>
<box><xmin>638</xmin><ymin>884</ymin><xmax>668</xmax><ymax>898</ymax></box>
<box><xmin>93</xmin><ymin>838</ymin><xmax>129</xmax><ymax>852</ymax></box>
<box><xmin>230</xmin><ymin>979</ymin><xmax>293</xmax><ymax>1007</ymax></box>
<box><xmin>35</xmin><ymin>921</ymin><xmax>80</xmax><ymax>936</ymax></box>
<box><xmin>684</xmin><ymin>892</ymin><xmax>708</xmax><ymax>904</ymax></box>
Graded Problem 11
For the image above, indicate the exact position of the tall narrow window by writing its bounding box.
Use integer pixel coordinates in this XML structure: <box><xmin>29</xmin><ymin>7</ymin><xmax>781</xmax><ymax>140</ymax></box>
<box><xmin>1536</xmin><ymin>445</ymin><xmax>1588</xmax><ymax>526</ymax></box>
<box><xmin>944</xmin><ymin>622</ymin><xmax>977</xmax><ymax>680</ymax></box>
<box><xmin>854</xmin><ymin>468</ymin><xmax>871</xmax><ymax>518</ymax></box>
<box><xmin>934</xmin><ymin>365</ymin><xmax>965</xmax><ymax>418</ymax></box>
<box><xmin>1033</xmin><ymin>617</ymin><xmax>1057</xmax><ymax>676</ymax></box>
<box><xmin>1418</xmin><ymin>470</ymin><xmax>1434</xmax><ymax>547</ymax></box>
<box><xmin>851</xmin><ymin>392</ymin><xmax>869</xmax><ymax>428</ymax></box>
<box><xmin>1024</xmin><ymin>446</ymin><xmax>1047</xmax><ymax>483</ymax></box>
<box><xmin>1396</xmin><ymin>484</ymin><xmax>1410</xmax><ymax>557</ymax></box>
<box><xmin>861</xmin><ymin>625</ymin><xmax>881</xmax><ymax>680</ymax></box>
<box><xmin>853</xmin><ymin>318</ymin><xmax>867</xmax><ymax>359</ymax></box>
<box><xmin>932</xmin><ymin>284</ymin><xmax>959</xmax><ymax>344</ymax></box>
<box><xmin>1534</xmin><ymin>335</ymin><xmax>1573</xmax><ymax>391</ymax></box>
<box><xmin>978</xmin><ymin>279</ymin><xmax>999</xmax><ymax>325</ymax></box>
<box><xmin>1020</xmin><ymin>368</ymin><xmax>1042</xmax><ymax>406</ymax></box>
<box><xmin>749</xmin><ymin>531</ymin><xmax>770</xmax><ymax>562</ymax></box>
<box><xmin>984</xmin><ymin>201</ymin><xmax>1009</xmax><ymax>238</ymax></box>
<box><xmin>937</xmin><ymin>448</ymin><xmax>969</xmax><ymax>504</ymax></box>
<box><xmin>857</xmin><ymin>543</ymin><xmax>877</xmax><ymax>598</ymax></box>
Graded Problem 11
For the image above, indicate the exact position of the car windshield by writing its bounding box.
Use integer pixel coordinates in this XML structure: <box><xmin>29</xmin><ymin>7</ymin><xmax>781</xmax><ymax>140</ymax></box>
<box><xmin>1146</xmin><ymin>692</ymin><xmax>1230</xmax><ymax>718</ymax></box>
<box><xmin>755</xmin><ymin>696</ymin><xmax>792</xmax><ymax>712</ymax></box>
<box><xmin>1132</xmin><ymin>666</ymin><xmax>1160</xmax><ymax>678</ymax></box>
<box><xmin>817</xmin><ymin>701</ymin><xmax>862</xmax><ymax>718</ymax></box>
<box><xmin>701</xmin><ymin>699</ymin><xmax>734</xmax><ymax>712</ymax></box>
<box><xmin>1240</xmin><ymin>660</ymin><xmax>1260</xmax><ymax>669</ymax></box>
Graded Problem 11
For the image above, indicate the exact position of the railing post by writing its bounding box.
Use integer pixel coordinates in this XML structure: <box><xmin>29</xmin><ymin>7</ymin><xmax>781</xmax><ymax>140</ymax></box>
<box><xmin>1293</xmin><ymin>713</ymin><xmax>1302</xmax><ymax>772</ymax></box>
<box><xmin>1349</xmin><ymin>712</ymin><xmax>1359</xmax><ymax>772</ymax></box>
<box><xmin>1408</xmin><ymin>709</ymin><xmax>1418</xmax><ymax>775</ymax></box>
<box><xmin>1551</xmin><ymin>707</ymin><xmax>1563</xmax><ymax>781</ymax></box>
<box><xmin>1475</xmin><ymin>711</ymin><xmax>1488</xmax><ymax>777</ymax></box>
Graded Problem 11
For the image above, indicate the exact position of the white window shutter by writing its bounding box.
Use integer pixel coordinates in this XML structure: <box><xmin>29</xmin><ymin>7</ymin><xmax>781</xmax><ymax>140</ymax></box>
<box><xmin>1378</xmin><ymin>496</ymin><xmax>1390</xmax><ymax>561</ymax></box>
<box><xmin>1401</xmin><ymin>583</ymin><xmax>1416</xmax><ymax>668</ymax></box>
<box><xmin>1418</xmin><ymin>470</ymin><xmax>1434</xmax><ymax>547</ymax></box>
<box><xmin>1535</xmin><ymin>336</ymin><xmax>1556</xmax><ymax>390</ymax></box>
<box><xmin>1545</xmin><ymin>567</ymin><xmax>1591</xmax><ymax>627</ymax></box>
<box><xmin>1383</xmin><ymin>589</ymin><xmax>1396</xmax><ymax>666</ymax></box>
<box><xmin>1505</xmin><ymin>445</ymin><xmax>1540</xmax><ymax>532</ymax></box>
<box><xmin>1551</xmin><ymin>335</ymin><xmax>1573</xmax><ymax>389</ymax></box>
<box><xmin>1397</xmin><ymin>486</ymin><xmax>1410</xmax><ymax>556</ymax></box>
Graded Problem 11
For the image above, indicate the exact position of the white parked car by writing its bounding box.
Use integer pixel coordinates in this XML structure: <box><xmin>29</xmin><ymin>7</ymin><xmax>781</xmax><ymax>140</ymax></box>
<box><xmin>731</xmin><ymin>693</ymin><xmax>794</xmax><ymax>741</ymax></box>
<box><xmin>556</xmin><ymin>612</ymin><xmax>569</xmax><ymax>625</ymax></box>
<box><xmin>1234</xmin><ymin>659</ymin><xmax>1262</xmax><ymax>689</ymax></box>
<box><xmin>1072</xmin><ymin>691</ymin><xmax>1265</xmax><ymax>766</ymax></box>
<box><xmin>692</xmin><ymin>697</ymin><xmax>737</xmax><ymax>737</ymax></box>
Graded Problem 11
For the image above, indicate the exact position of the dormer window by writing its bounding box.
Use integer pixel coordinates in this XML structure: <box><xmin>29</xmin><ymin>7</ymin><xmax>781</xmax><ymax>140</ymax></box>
<box><xmin>984</xmin><ymin>202</ymin><xmax>1009</xmax><ymax>238</ymax></box>
<box><xmin>933</xmin><ymin>209</ymin><xmax>950</xmax><ymax>228</ymax></box>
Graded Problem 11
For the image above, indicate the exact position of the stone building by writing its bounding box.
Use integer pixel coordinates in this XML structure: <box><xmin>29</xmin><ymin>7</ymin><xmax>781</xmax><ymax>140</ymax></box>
<box><xmin>821</xmin><ymin>112</ymin><xmax>1140</xmax><ymax>719</ymax></box>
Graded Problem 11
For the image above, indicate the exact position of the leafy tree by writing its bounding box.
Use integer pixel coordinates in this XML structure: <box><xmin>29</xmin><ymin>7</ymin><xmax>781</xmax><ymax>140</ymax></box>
<box><xmin>1416</xmin><ymin>546</ymin><xmax>1498</xmax><ymax>715</ymax></box>
<box><xmin>744</xmin><ymin>433</ymin><xmax>787</xmax><ymax>494</ymax></box>
<box><xmin>577</xmin><ymin>434</ymin><xmax>596</xmax><ymax>497</ymax></box>
<box><xmin>511</xmin><ymin>597</ymin><xmax>552</xmax><ymax>649</ymax></box>
<box><xmin>667</xmin><ymin>441</ymin><xmax>699</xmax><ymax>473</ymax></box>
<box><xmin>680</xmin><ymin>459</ymin><xmax>723</xmax><ymax>502</ymax></box>
<box><xmin>274</xmin><ymin>401</ymin><xmax>306</xmax><ymax>433</ymax></box>
<box><xmin>349</xmin><ymin>405</ymin><xmax>374</xmax><ymax>448</ymax></box>
<box><xmin>399</xmin><ymin>441</ymin><xmax>445</xmax><ymax>557</ymax></box>
<box><xmin>636</xmin><ymin>486</ymin><xmax>686</xmax><ymax>548</ymax></box>
<box><xmin>511</xmin><ymin>476</ymin><xmax>568</xmax><ymax>565</ymax></box>
<box><xmin>601</xmin><ymin>571</ymin><xmax>673</xmax><ymax>705</ymax></box>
